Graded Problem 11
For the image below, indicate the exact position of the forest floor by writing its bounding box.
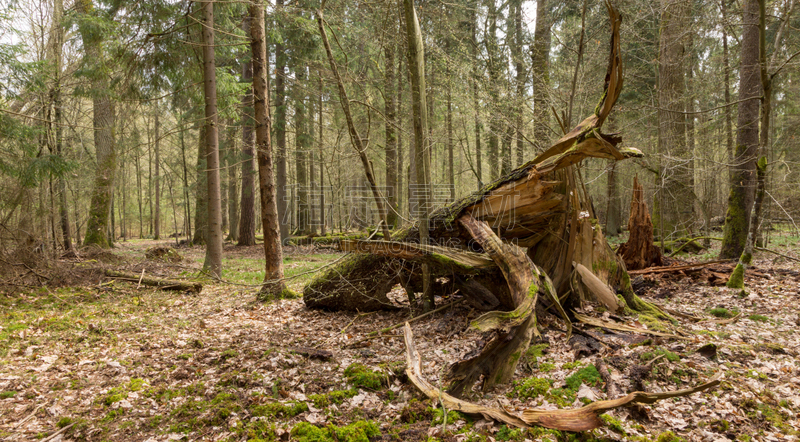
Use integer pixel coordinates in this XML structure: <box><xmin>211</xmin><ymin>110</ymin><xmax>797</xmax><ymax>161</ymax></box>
<box><xmin>1</xmin><ymin>235</ymin><xmax>800</xmax><ymax>442</ymax></box>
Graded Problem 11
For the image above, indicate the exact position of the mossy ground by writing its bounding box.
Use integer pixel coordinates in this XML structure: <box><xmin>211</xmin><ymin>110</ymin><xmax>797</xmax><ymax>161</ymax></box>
<box><xmin>1</xmin><ymin>238</ymin><xmax>798</xmax><ymax>441</ymax></box>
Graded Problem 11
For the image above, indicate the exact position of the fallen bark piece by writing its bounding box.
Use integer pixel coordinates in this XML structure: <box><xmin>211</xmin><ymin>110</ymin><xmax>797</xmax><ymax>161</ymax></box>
<box><xmin>403</xmin><ymin>322</ymin><xmax>721</xmax><ymax>431</ymax></box>
<box><xmin>573</xmin><ymin>263</ymin><xmax>619</xmax><ymax>313</ymax></box>
<box><xmin>104</xmin><ymin>270</ymin><xmax>202</xmax><ymax>293</ymax></box>
<box><xmin>573</xmin><ymin>312</ymin><xmax>681</xmax><ymax>339</ymax></box>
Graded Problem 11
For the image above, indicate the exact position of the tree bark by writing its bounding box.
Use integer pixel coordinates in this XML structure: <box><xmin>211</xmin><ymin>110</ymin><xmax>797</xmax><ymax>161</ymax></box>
<box><xmin>404</xmin><ymin>0</ymin><xmax>434</xmax><ymax>311</ymax></box>
<box><xmin>654</xmin><ymin>0</ymin><xmax>693</xmax><ymax>239</ymax></box>
<box><xmin>226</xmin><ymin>125</ymin><xmax>239</xmax><ymax>242</ymax></box>
<box><xmin>295</xmin><ymin>66</ymin><xmax>309</xmax><ymax>235</ymax></box>
<box><xmin>617</xmin><ymin>176</ymin><xmax>664</xmax><ymax>270</ymax></box>
<box><xmin>193</xmin><ymin>127</ymin><xmax>208</xmax><ymax>245</ymax></box>
<box><xmin>239</xmin><ymin>18</ymin><xmax>257</xmax><ymax>246</ymax></box>
<box><xmin>719</xmin><ymin>0</ymin><xmax>761</xmax><ymax>259</ymax></box>
<box><xmin>52</xmin><ymin>0</ymin><xmax>71</xmax><ymax>251</ymax></box>
<box><xmin>201</xmin><ymin>0</ymin><xmax>224</xmax><ymax>277</ymax></box>
<box><xmin>605</xmin><ymin>161</ymin><xmax>622</xmax><ymax>235</ymax></box>
<box><xmin>486</xmin><ymin>0</ymin><xmax>501</xmax><ymax>180</ymax></box>
<box><xmin>385</xmin><ymin>39</ymin><xmax>399</xmax><ymax>228</ymax></box>
<box><xmin>531</xmin><ymin>0</ymin><xmax>551</xmax><ymax>154</ymax></box>
<box><xmin>154</xmin><ymin>105</ymin><xmax>161</xmax><ymax>240</ymax></box>
<box><xmin>77</xmin><ymin>0</ymin><xmax>117</xmax><ymax>248</ymax></box>
<box><xmin>249</xmin><ymin>1</ymin><xmax>287</xmax><ymax>299</ymax></box>
<box><xmin>275</xmin><ymin>0</ymin><xmax>289</xmax><ymax>242</ymax></box>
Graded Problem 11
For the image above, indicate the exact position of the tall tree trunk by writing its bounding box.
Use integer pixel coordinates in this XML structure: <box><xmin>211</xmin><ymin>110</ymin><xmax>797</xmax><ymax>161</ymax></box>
<box><xmin>654</xmin><ymin>0</ymin><xmax>693</xmax><ymax>239</ymax></box>
<box><xmin>275</xmin><ymin>0</ymin><xmax>289</xmax><ymax>241</ymax></box>
<box><xmin>77</xmin><ymin>0</ymin><xmax>116</xmax><ymax>248</ymax></box>
<box><xmin>239</xmin><ymin>18</ymin><xmax>257</xmax><ymax>246</ymax></box>
<box><xmin>720</xmin><ymin>0</ymin><xmax>761</xmax><ymax>259</ymax></box>
<box><xmin>721</xmin><ymin>0</ymin><xmax>734</xmax><ymax>163</ymax></box>
<box><xmin>194</xmin><ymin>126</ymin><xmax>208</xmax><ymax>244</ymax></box>
<box><xmin>486</xmin><ymin>0</ymin><xmax>500</xmax><ymax>180</ymax></box>
<box><xmin>201</xmin><ymin>0</ymin><xmax>224</xmax><ymax>277</ymax></box>
<box><xmin>531</xmin><ymin>0</ymin><xmax>551</xmax><ymax>153</ymax></box>
<box><xmin>470</xmin><ymin>0</ymin><xmax>483</xmax><ymax>188</ymax></box>
<box><xmin>512</xmin><ymin>0</ymin><xmax>525</xmax><ymax>166</ymax></box>
<box><xmin>447</xmin><ymin>71</ymin><xmax>455</xmax><ymax>202</ymax></box>
<box><xmin>226</xmin><ymin>124</ymin><xmax>240</xmax><ymax>242</ymax></box>
<box><xmin>52</xmin><ymin>0</ymin><xmax>71</xmax><ymax>251</ymax></box>
<box><xmin>318</xmin><ymin>72</ymin><xmax>326</xmax><ymax>235</ymax></box>
<box><xmin>295</xmin><ymin>66</ymin><xmax>309</xmax><ymax>236</ymax></box>
<box><xmin>404</xmin><ymin>0</ymin><xmax>433</xmax><ymax>311</ymax></box>
<box><xmin>250</xmin><ymin>1</ymin><xmax>287</xmax><ymax>299</ymax></box>
<box><xmin>154</xmin><ymin>105</ymin><xmax>161</xmax><ymax>240</ymax></box>
<box><xmin>385</xmin><ymin>39</ymin><xmax>399</xmax><ymax>228</ymax></box>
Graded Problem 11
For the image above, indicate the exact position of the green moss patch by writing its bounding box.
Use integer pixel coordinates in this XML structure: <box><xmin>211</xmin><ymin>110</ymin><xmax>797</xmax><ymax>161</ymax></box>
<box><xmin>640</xmin><ymin>347</ymin><xmax>680</xmax><ymax>363</ymax></box>
<box><xmin>511</xmin><ymin>377</ymin><xmax>553</xmax><ymax>400</ymax></box>
<box><xmin>291</xmin><ymin>420</ymin><xmax>380</xmax><ymax>442</ymax></box>
<box><xmin>565</xmin><ymin>365</ymin><xmax>602</xmax><ymax>390</ymax></box>
<box><xmin>344</xmin><ymin>363</ymin><xmax>385</xmax><ymax>390</ymax></box>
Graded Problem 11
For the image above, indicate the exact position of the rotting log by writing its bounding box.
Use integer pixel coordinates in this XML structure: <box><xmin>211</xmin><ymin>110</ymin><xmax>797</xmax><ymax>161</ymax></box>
<box><xmin>303</xmin><ymin>1</ymin><xmax>656</xmax><ymax>318</ymax></box>
<box><xmin>104</xmin><ymin>270</ymin><xmax>202</xmax><ymax>293</ymax></box>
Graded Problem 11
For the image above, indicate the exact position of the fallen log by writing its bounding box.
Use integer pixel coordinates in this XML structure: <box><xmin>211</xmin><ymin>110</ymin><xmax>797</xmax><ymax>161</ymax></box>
<box><xmin>403</xmin><ymin>322</ymin><xmax>721</xmax><ymax>431</ymax></box>
<box><xmin>104</xmin><ymin>270</ymin><xmax>203</xmax><ymax>293</ymax></box>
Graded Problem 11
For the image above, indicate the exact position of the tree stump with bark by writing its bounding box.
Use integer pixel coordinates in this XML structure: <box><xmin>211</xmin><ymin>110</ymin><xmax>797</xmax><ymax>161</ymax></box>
<box><xmin>617</xmin><ymin>176</ymin><xmax>664</xmax><ymax>270</ymax></box>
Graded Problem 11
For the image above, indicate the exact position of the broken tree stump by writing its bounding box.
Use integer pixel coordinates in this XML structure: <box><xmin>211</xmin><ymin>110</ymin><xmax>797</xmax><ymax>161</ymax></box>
<box><xmin>303</xmin><ymin>0</ymin><xmax>655</xmax><ymax>320</ymax></box>
<box><xmin>617</xmin><ymin>176</ymin><xmax>664</xmax><ymax>270</ymax></box>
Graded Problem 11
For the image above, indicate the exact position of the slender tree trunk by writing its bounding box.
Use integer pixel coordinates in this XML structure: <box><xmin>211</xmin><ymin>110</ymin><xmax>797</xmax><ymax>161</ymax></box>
<box><xmin>318</xmin><ymin>72</ymin><xmax>326</xmax><ymax>235</ymax></box>
<box><xmin>654</xmin><ymin>0</ymin><xmax>693</xmax><ymax>239</ymax></box>
<box><xmin>200</xmin><ymin>0</ymin><xmax>224</xmax><ymax>277</ymax></box>
<box><xmin>486</xmin><ymin>0</ymin><xmax>500</xmax><ymax>180</ymax></box>
<box><xmin>250</xmin><ymin>1</ymin><xmax>287</xmax><ymax>298</ymax></box>
<box><xmin>193</xmin><ymin>126</ymin><xmax>208</xmax><ymax>244</ymax></box>
<box><xmin>135</xmin><ymin>139</ymin><xmax>143</xmax><ymax>238</ymax></box>
<box><xmin>447</xmin><ymin>72</ymin><xmax>455</xmax><ymax>202</ymax></box>
<box><xmin>239</xmin><ymin>18</ymin><xmax>257</xmax><ymax>246</ymax></box>
<box><xmin>385</xmin><ymin>39</ymin><xmax>399</xmax><ymax>228</ymax></box>
<box><xmin>721</xmin><ymin>0</ymin><xmax>734</xmax><ymax>163</ymax></box>
<box><xmin>275</xmin><ymin>0</ymin><xmax>289</xmax><ymax>241</ymax></box>
<box><xmin>531</xmin><ymin>0</ymin><xmax>551</xmax><ymax>153</ymax></box>
<box><xmin>404</xmin><ymin>0</ymin><xmax>433</xmax><ymax>311</ymax></box>
<box><xmin>295</xmin><ymin>66</ymin><xmax>309</xmax><ymax>236</ymax></box>
<box><xmin>226</xmin><ymin>124</ymin><xmax>240</xmax><ymax>242</ymax></box>
<box><xmin>566</xmin><ymin>0</ymin><xmax>587</xmax><ymax>128</ymax></box>
<box><xmin>470</xmin><ymin>0</ymin><xmax>482</xmax><ymax>188</ymax></box>
<box><xmin>77</xmin><ymin>0</ymin><xmax>117</xmax><ymax>248</ymax></box>
<box><xmin>513</xmin><ymin>0</ymin><xmax>525</xmax><ymax>166</ymax></box>
<box><xmin>154</xmin><ymin>105</ymin><xmax>161</xmax><ymax>240</ymax></box>
<box><xmin>51</xmin><ymin>0</ymin><xmax>71</xmax><ymax>251</ymax></box>
<box><xmin>720</xmin><ymin>0</ymin><xmax>761</xmax><ymax>259</ymax></box>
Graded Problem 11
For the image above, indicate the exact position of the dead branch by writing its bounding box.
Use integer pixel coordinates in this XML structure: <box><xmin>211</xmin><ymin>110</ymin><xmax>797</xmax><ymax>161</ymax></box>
<box><xmin>104</xmin><ymin>270</ymin><xmax>202</xmax><ymax>293</ymax></box>
<box><xmin>404</xmin><ymin>322</ymin><xmax>721</xmax><ymax>431</ymax></box>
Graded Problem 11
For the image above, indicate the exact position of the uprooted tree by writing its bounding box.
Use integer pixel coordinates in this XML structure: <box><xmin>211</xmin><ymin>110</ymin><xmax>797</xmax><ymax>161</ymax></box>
<box><xmin>302</xmin><ymin>2</ymin><xmax>716</xmax><ymax>430</ymax></box>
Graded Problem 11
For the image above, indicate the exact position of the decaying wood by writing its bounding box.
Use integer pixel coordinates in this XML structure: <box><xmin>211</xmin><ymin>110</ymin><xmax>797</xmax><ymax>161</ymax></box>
<box><xmin>404</xmin><ymin>323</ymin><xmax>721</xmax><ymax>431</ymax></box>
<box><xmin>617</xmin><ymin>176</ymin><xmax>663</xmax><ymax>270</ymax></box>
<box><xmin>104</xmin><ymin>270</ymin><xmax>202</xmax><ymax>293</ymax></box>
<box><xmin>572</xmin><ymin>263</ymin><xmax>619</xmax><ymax>313</ymax></box>
<box><xmin>627</xmin><ymin>260</ymin><xmax>731</xmax><ymax>275</ymax></box>
<box><xmin>445</xmin><ymin>215</ymin><xmax>569</xmax><ymax>395</ymax></box>
<box><xmin>573</xmin><ymin>312</ymin><xmax>681</xmax><ymax>339</ymax></box>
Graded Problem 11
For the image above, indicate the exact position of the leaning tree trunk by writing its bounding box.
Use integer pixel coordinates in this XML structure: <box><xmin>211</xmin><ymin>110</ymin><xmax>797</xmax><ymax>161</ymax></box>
<box><xmin>303</xmin><ymin>2</ymin><xmax>636</xmax><ymax>312</ymax></box>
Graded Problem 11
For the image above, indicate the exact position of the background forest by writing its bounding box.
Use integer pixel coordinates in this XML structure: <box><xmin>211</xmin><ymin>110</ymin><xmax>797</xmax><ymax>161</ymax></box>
<box><xmin>1</xmin><ymin>0</ymin><xmax>798</xmax><ymax>259</ymax></box>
